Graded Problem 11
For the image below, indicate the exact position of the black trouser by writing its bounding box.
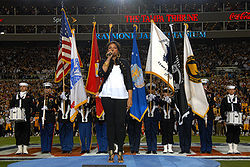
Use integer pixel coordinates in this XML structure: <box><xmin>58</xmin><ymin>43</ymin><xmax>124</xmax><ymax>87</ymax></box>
<box><xmin>0</xmin><ymin>125</ymin><xmax>4</xmax><ymax>137</ymax></box>
<box><xmin>226</xmin><ymin>124</ymin><xmax>241</xmax><ymax>144</ymax></box>
<box><xmin>15</xmin><ymin>121</ymin><xmax>30</xmax><ymax>146</ymax></box>
<box><xmin>101</xmin><ymin>97</ymin><xmax>127</xmax><ymax>152</ymax></box>
<box><xmin>178</xmin><ymin>113</ymin><xmax>192</xmax><ymax>153</ymax></box>
<box><xmin>160</xmin><ymin>119</ymin><xmax>174</xmax><ymax>145</ymax></box>
<box><xmin>127</xmin><ymin>118</ymin><xmax>142</xmax><ymax>152</ymax></box>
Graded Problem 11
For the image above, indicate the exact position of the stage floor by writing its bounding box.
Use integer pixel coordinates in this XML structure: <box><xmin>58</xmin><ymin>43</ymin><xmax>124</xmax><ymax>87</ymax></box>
<box><xmin>7</xmin><ymin>155</ymin><xmax>220</xmax><ymax>167</ymax></box>
<box><xmin>1</xmin><ymin>143</ymin><xmax>250</xmax><ymax>161</ymax></box>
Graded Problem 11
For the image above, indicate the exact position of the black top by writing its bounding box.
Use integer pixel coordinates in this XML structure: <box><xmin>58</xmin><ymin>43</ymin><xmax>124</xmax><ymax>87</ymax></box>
<box><xmin>38</xmin><ymin>94</ymin><xmax>57</xmax><ymax>124</ymax></box>
<box><xmin>10</xmin><ymin>92</ymin><xmax>37</xmax><ymax>122</ymax></box>
<box><xmin>220</xmin><ymin>94</ymin><xmax>241</xmax><ymax>121</ymax></box>
<box><xmin>205</xmin><ymin>91</ymin><xmax>215</xmax><ymax>120</ymax></box>
<box><xmin>57</xmin><ymin>93</ymin><xmax>71</xmax><ymax>123</ymax></box>
<box><xmin>159</xmin><ymin>96</ymin><xmax>176</xmax><ymax>121</ymax></box>
<box><xmin>98</xmin><ymin>57</ymin><xmax>133</xmax><ymax>93</ymax></box>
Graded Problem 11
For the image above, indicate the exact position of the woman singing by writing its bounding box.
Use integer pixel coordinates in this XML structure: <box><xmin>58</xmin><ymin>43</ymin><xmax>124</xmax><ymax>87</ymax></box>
<box><xmin>98</xmin><ymin>41</ymin><xmax>133</xmax><ymax>163</ymax></box>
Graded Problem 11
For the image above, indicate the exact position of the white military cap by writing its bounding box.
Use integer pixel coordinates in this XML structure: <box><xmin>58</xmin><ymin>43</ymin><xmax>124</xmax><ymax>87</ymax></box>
<box><xmin>201</xmin><ymin>78</ymin><xmax>209</xmax><ymax>84</ymax></box>
<box><xmin>19</xmin><ymin>82</ymin><xmax>28</xmax><ymax>87</ymax></box>
<box><xmin>227</xmin><ymin>85</ymin><xmax>236</xmax><ymax>90</ymax></box>
<box><xmin>43</xmin><ymin>82</ymin><xmax>52</xmax><ymax>88</ymax></box>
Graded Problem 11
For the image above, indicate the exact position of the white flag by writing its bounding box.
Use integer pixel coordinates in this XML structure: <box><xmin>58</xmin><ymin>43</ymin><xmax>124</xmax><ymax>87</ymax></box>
<box><xmin>183</xmin><ymin>24</ymin><xmax>209</xmax><ymax>118</ymax></box>
<box><xmin>145</xmin><ymin>21</ymin><xmax>174</xmax><ymax>92</ymax></box>
<box><xmin>70</xmin><ymin>30</ymin><xmax>87</xmax><ymax>122</ymax></box>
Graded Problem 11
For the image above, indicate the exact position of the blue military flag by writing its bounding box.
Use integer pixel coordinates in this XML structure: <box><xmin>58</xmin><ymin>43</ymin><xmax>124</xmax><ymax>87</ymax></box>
<box><xmin>130</xmin><ymin>25</ymin><xmax>148</xmax><ymax>122</ymax></box>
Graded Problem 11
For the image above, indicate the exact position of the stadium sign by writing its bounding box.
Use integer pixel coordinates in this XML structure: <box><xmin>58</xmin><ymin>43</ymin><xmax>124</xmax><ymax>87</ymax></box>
<box><xmin>125</xmin><ymin>14</ymin><xmax>199</xmax><ymax>23</ymax></box>
<box><xmin>96</xmin><ymin>31</ymin><xmax>206</xmax><ymax>40</ymax></box>
<box><xmin>229</xmin><ymin>12</ymin><xmax>250</xmax><ymax>20</ymax></box>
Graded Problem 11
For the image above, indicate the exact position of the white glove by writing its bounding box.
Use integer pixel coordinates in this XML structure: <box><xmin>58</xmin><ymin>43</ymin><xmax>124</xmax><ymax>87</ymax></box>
<box><xmin>41</xmin><ymin>106</ymin><xmax>48</xmax><ymax>110</ymax></box>
<box><xmin>60</xmin><ymin>92</ymin><xmax>67</xmax><ymax>100</ymax></box>
<box><xmin>165</xmin><ymin>96</ymin><xmax>171</xmax><ymax>103</ymax></box>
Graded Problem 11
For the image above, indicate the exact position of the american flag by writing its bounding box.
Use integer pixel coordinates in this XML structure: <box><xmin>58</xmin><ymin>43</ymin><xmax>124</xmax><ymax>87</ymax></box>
<box><xmin>55</xmin><ymin>8</ymin><xmax>82</xmax><ymax>83</ymax></box>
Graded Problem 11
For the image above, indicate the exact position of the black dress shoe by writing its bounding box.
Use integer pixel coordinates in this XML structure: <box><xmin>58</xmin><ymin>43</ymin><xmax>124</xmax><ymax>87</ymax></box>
<box><xmin>86</xmin><ymin>150</ymin><xmax>90</xmax><ymax>153</ymax></box>
<box><xmin>80</xmin><ymin>150</ymin><xmax>86</xmax><ymax>154</ymax></box>
<box><xmin>103</xmin><ymin>151</ymin><xmax>108</xmax><ymax>154</ymax></box>
<box><xmin>200</xmin><ymin>151</ymin><xmax>206</xmax><ymax>153</ymax></box>
<box><xmin>179</xmin><ymin>151</ymin><xmax>185</xmax><ymax>154</ymax></box>
<box><xmin>206</xmin><ymin>151</ymin><xmax>211</xmax><ymax>154</ymax></box>
<box><xmin>131</xmin><ymin>151</ymin><xmax>135</xmax><ymax>153</ymax></box>
<box><xmin>42</xmin><ymin>151</ymin><xmax>49</xmax><ymax>154</ymax></box>
<box><xmin>146</xmin><ymin>151</ymin><xmax>151</xmax><ymax>154</ymax></box>
<box><xmin>62</xmin><ymin>151</ymin><xmax>67</xmax><ymax>154</ymax></box>
<box><xmin>96</xmin><ymin>151</ymin><xmax>102</xmax><ymax>154</ymax></box>
<box><xmin>135</xmin><ymin>151</ymin><xmax>140</xmax><ymax>154</ymax></box>
<box><xmin>185</xmin><ymin>151</ymin><xmax>191</xmax><ymax>154</ymax></box>
<box><xmin>152</xmin><ymin>151</ymin><xmax>157</xmax><ymax>154</ymax></box>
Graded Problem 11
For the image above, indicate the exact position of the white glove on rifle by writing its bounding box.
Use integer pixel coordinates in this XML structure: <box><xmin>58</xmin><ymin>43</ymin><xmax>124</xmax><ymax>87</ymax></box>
<box><xmin>41</xmin><ymin>106</ymin><xmax>48</xmax><ymax>111</ymax></box>
<box><xmin>60</xmin><ymin>92</ymin><xmax>67</xmax><ymax>100</ymax></box>
<box><xmin>165</xmin><ymin>96</ymin><xmax>171</xmax><ymax>103</ymax></box>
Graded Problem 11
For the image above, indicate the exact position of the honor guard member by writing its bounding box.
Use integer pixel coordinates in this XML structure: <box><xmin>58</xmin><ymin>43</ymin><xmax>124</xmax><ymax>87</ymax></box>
<box><xmin>58</xmin><ymin>88</ymin><xmax>73</xmax><ymax>153</ymax></box>
<box><xmin>197</xmin><ymin>79</ymin><xmax>215</xmax><ymax>154</ymax></box>
<box><xmin>144</xmin><ymin>84</ymin><xmax>160</xmax><ymax>154</ymax></box>
<box><xmin>160</xmin><ymin>88</ymin><xmax>175</xmax><ymax>154</ymax></box>
<box><xmin>127</xmin><ymin>111</ymin><xmax>142</xmax><ymax>154</ymax></box>
<box><xmin>220</xmin><ymin>85</ymin><xmax>242</xmax><ymax>154</ymax></box>
<box><xmin>10</xmin><ymin>82</ymin><xmax>36</xmax><ymax>154</ymax></box>
<box><xmin>38</xmin><ymin>82</ymin><xmax>57</xmax><ymax>153</ymax></box>
<box><xmin>95</xmin><ymin>112</ymin><xmax>108</xmax><ymax>154</ymax></box>
<box><xmin>78</xmin><ymin>96</ymin><xmax>93</xmax><ymax>154</ymax></box>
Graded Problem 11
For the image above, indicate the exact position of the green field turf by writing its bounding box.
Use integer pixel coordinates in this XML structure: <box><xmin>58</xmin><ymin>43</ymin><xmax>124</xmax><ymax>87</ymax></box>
<box><xmin>0</xmin><ymin>135</ymin><xmax>250</xmax><ymax>147</ymax></box>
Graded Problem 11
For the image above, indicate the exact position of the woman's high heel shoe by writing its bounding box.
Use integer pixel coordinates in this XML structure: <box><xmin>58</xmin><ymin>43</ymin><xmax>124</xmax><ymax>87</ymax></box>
<box><xmin>118</xmin><ymin>151</ymin><xmax>124</xmax><ymax>163</ymax></box>
<box><xmin>108</xmin><ymin>150</ymin><xmax>115</xmax><ymax>163</ymax></box>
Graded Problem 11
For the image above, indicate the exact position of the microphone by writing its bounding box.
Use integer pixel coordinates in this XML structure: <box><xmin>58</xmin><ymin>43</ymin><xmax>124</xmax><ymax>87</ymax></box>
<box><xmin>106</xmin><ymin>52</ymin><xmax>112</xmax><ymax>57</ymax></box>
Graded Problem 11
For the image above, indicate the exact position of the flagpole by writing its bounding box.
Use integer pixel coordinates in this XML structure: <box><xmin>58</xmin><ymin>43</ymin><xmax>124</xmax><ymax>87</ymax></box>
<box><xmin>62</xmin><ymin>61</ymin><xmax>65</xmax><ymax>115</ymax></box>
<box><xmin>166</xmin><ymin>74</ymin><xmax>170</xmax><ymax>117</ymax></box>
<box><xmin>149</xmin><ymin>74</ymin><xmax>152</xmax><ymax>111</ymax></box>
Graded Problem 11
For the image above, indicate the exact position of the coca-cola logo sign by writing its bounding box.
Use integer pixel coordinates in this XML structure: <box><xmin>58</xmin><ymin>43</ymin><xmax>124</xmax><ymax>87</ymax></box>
<box><xmin>229</xmin><ymin>12</ymin><xmax>250</xmax><ymax>20</ymax></box>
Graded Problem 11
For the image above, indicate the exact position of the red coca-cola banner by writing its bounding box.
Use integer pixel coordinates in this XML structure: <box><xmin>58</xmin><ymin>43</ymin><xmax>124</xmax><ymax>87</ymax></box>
<box><xmin>229</xmin><ymin>12</ymin><xmax>250</xmax><ymax>20</ymax></box>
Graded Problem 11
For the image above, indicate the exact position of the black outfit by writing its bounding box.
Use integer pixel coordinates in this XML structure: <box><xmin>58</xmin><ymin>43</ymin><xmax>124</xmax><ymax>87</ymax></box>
<box><xmin>98</xmin><ymin>57</ymin><xmax>133</xmax><ymax>152</ymax></box>
<box><xmin>38</xmin><ymin>94</ymin><xmax>57</xmax><ymax>124</ymax></box>
<box><xmin>220</xmin><ymin>94</ymin><xmax>241</xmax><ymax>144</ymax></box>
<box><xmin>177</xmin><ymin>108</ymin><xmax>193</xmax><ymax>153</ymax></box>
<box><xmin>144</xmin><ymin>93</ymin><xmax>160</xmax><ymax>153</ymax></box>
<box><xmin>10</xmin><ymin>92</ymin><xmax>36</xmax><ymax>146</ymax></box>
<box><xmin>127</xmin><ymin>112</ymin><xmax>142</xmax><ymax>153</ymax></box>
<box><xmin>57</xmin><ymin>93</ymin><xmax>73</xmax><ymax>152</ymax></box>
<box><xmin>160</xmin><ymin>96</ymin><xmax>175</xmax><ymax>145</ymax></box>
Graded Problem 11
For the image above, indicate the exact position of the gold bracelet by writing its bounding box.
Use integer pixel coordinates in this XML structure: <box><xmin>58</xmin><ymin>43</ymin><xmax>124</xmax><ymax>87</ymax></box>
<box><xmin>104</xmin><ymin>62</ymin><xmax>109</xmax><ymax>66</ymax></box>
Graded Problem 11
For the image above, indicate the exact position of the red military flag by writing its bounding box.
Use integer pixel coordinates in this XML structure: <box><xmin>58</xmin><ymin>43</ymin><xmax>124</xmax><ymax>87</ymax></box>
<box><xmin>85</xmin><ymin>22</ymin><xmax>104</xmax><ymax>118</ymax></box>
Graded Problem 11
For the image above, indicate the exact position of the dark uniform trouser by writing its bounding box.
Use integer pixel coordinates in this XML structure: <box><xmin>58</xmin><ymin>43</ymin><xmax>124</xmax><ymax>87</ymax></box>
<box><xmin>226</xmin><ymin>125</ymin><xmax>241</xmax><ymax>144</ymax></box>
<box><xmin>101</xmin><ymin>97</ymin><xmax>127</xmax><ymax>152</ymax></box>
<box><xmin>79</xmin><ymin>122</ymin><xmax>92</xmax><ymax>151</ymax></box>
<box><xmin>128</xmin><ymin>119</ymin><xmax>142</xmax><ymax>152</ymax></box>
<box><xmin>15</xmin><ymin>121</ymin><xmax>30</xmax><ymax>146</ymax></box>
<box><xmin>96</xmin><ymin>122</ymin><xmax>108</xmax><ymax>152</ymax></box>
<box><xmin>59</xmin><ymin>122</ymin><xmax>73</xmax><ymax>151</ymax></box>
<box><xmin>40</xmin><ymin>123</ymin><xmax>54</xmax><ymax>152</ymax></box>
<box><xmin>178</xmin><ymin>113</ymin><xmax>192</xmax><ymax>153</ymax></box>
<box><xmin>197</xmin><ymin>118</ymin><xmax>213</xmax><ymax>152</ymax></box>
<box><xmin>144</xmin><ymin>117</ymin><xmax>158</xmax><ymax>152</ymax></box>
<box><xmin>160</xmin><ymin>119</ymin><xmax>174</xmax><ymax>145</ymax></box>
